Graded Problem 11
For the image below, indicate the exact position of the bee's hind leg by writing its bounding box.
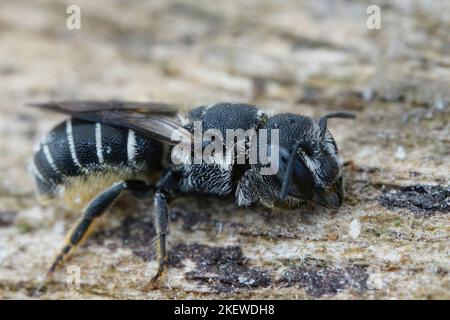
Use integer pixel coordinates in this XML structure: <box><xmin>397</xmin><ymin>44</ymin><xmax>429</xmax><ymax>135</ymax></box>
<box><xmin>34</xmin><ymin>179</ymin><xmax>152</xmax><ymax>295</ymax></box>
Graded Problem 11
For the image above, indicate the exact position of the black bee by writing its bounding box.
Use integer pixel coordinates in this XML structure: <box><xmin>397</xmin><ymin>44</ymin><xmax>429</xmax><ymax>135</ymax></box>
<box><xmin>29</xmin><ymin>101</ymin><xmax>355</xmax><ymax>289</ymax></box>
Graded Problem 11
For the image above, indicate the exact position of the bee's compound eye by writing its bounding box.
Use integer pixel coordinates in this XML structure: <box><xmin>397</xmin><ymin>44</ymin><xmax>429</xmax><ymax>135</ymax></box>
<box><xmin>276</xmin><ymin>146</ymin><xmax>314</xmax><ymax>199</ymax></box>
<box><xmin>279</xmin><ymin>147</ymin><xmax>290</xmax><ymax>163</ymax></box>
<box><xmin>292</xmin><ymin>158</ymin><xmax>315</xmax><ymax>198</ymax></box>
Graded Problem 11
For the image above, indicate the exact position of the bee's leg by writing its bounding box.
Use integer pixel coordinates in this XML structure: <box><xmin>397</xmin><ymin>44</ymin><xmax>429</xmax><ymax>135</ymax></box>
<box><xmin>149</xmin><ymin>190</ymin><xmax>169</xmax><ymax>285</ymax></box>
<box><xmin>236</xmin><ymin>168</ymin><xmax>274</xmax><ymax>208</ymax></box>
<box><xmin>35</xmin><ymin>180</ymin><xmax>151</xmax><ymax>294</ymax></box>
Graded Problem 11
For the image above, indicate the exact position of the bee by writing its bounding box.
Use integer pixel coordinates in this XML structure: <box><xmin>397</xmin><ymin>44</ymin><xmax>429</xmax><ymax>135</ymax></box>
<box><xmin>28</xmin><ymin>101</ymin><xmax>355</xmax><ymax>290</ymax></box>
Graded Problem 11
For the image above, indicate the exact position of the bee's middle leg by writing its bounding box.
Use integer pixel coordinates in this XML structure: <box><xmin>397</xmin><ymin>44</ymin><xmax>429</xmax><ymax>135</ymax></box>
<box><xmin>149</xmin><ymin>190</ymin><xmax>169</xmax><ymax>285</ymax></box>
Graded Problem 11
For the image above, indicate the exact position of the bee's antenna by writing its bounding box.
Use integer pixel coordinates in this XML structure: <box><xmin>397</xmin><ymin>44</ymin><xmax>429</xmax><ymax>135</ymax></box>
<box><xmin>278</xmin><ymin>141</ymin><xmax>301</xmax><ymax>201</ymax></box>
<box><xmin>318</xmin><ymin>112</ymin><xmax>356</xmax><ymax>137</ymax></box>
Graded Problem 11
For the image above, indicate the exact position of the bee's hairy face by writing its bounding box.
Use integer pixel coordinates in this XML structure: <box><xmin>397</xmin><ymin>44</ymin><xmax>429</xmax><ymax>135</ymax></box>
<box><xmin>265</xmin><ymin>113</ymin><xmax>344</xmax><ymax>208</ymax></box>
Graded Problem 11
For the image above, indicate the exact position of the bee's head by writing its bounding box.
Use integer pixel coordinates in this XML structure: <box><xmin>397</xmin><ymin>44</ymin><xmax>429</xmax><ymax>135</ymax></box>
<box><xmin>264</xmin><ymin>112</ymin><xmax>355</xmax><ymax>209</ymax></box>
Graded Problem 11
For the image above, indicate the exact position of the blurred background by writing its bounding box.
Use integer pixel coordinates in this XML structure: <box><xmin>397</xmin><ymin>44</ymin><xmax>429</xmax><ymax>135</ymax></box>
<box><xmin>0</xmin><ymin>0</ymin><xmax>448</xmax><ymax>299</ymax></box>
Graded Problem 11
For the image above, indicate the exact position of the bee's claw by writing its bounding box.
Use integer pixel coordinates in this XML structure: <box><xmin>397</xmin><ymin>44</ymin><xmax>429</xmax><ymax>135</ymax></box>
<box><xmin>145</xmin><ymin>262</ymin><xmax>166</xmax><ymax>290</ymax></box>
<box><xmin>32</xmin><ymin>272</ymin><xmax>53</xmax><ymax>297</ymax></box>
<box><xmin>32</xmin><ymin>284</ymin><xmax>46</xmax><ymax>297</ymax></box>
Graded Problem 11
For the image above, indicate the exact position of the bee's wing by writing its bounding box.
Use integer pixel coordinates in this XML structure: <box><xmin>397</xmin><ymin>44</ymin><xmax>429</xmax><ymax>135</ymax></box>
<box><xmin>28</xmin><ymin>100</ymin><xmax>192</xmax><ymax>146</ymax></box>
<box><xmin>29</xmin><ymin>100</ymin><xmax>181</xmax><ymax>114</ymax></box>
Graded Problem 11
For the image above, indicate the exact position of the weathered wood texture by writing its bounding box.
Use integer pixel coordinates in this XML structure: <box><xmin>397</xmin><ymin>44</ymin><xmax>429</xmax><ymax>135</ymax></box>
<box><xmin>0</xmin><ymin>0</ymin><xmax>448</xmax><ymax>299</ymax></box>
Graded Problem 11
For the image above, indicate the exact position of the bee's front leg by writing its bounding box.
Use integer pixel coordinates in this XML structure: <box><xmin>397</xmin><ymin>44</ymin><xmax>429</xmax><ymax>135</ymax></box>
<box><xmin>236</xmin><ymin>168</ymin><xmax>274</xmax><ymax>208</ymax></box>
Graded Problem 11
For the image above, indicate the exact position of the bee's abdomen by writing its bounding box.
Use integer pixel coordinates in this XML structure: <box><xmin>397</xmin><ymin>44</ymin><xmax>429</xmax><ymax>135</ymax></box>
<box><xmin>30</xmin><ymin>118</ymin><xmax>163</xmax><ymax>198</ymax></box>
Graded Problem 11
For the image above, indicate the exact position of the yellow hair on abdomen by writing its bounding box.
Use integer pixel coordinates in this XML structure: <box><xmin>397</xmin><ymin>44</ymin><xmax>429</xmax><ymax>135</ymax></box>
<box><xmin>60</xmin><ymin>169</ymin><xmax>155</xmax><ymax>211</ymax></box>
